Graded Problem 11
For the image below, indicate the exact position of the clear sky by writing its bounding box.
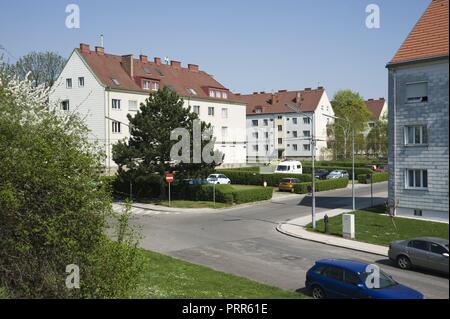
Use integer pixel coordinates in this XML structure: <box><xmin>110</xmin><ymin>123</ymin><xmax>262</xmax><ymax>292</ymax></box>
<box><xmin>0</xmin><ymin>0</ymin><xmax>430</xmax><ymax>99</ymax></box>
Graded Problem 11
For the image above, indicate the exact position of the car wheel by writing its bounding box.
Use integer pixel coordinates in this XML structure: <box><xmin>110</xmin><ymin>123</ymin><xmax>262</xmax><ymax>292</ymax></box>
<box><xmin>311</xmin><ymin>285</ymin><xmax>326</xmax><ymax>299</ymax></box>
<box><xmin>397</xmin><ymin>255</ymin><xmax>412</xmax><ymax>270</ymax></box>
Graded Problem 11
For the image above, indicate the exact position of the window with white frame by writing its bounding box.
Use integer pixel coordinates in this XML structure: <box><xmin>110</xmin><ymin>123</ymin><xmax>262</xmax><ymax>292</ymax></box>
<box><xmin>193</xmin><ymin>105</ymin><xmax>200</xmax><ymax>114</ymax></box>
<box><xmin>252</xmin><ymin>132</ymin><xmax>259</xmax><ymax>139</ymax></box>
<box><xmin>252</xmin><ymin>145</ymin><xmax>259</xmax><ymax>152</ymax></box>
<box><xmin>151</xmin><ymin>81</ymin><xmax>159</xmax><ymax>91</ymax></box>
<box><xmin>278</xmin><ymin>138</ymin><xmax>283</xmax><ymax>144</ymax></box>
<box><xmin>293</xmin><ymin>144</ymin><xmax>298</xmax><ymax>151</ymax></box>
<box><xmin>222</xmin><ymin>92</ymin><xmax>228</xmax><ymax>99</ymax></box>
<box><xmin>303</xmin><ymin>130</ymin><xmax>311</xmax><ymax>137</ymax></box>
<box><xmin>128</xmin><ymin>100</ymin><xmax>138</xmax><ymax>111</ymax></box>
<box><xmin>61</xmin><ymin>100</ymin><xmax>70</xmax><ymax>111</ymax></box>
<box><xmin>221</xmin><ymin>127</ymin><xmax>228</xmax><ymax>139</ymax></box>
<box><xmin>143</xmin><ymin>80</ymin><xmax>150</xmax><ymax>90</ymax></box>
<box><xmin>303</xmin><ymin>117</ymin><xmax>311</xmax><ymax>124</ymax></box>
<box><xmin>406</xmin><ymin>82</ymin><xmax>428</xmax><ymax>103</ymax></box>
<box><xmin>405</xmin><ymin>169</ymin><xmax>428</xmax><ymax>189</ymax></box>
<box><xmin>112</xmin><ymin>99</ymin><xmax>121</xmax><ymax>110</ymax></box>
<box><xmin>66</xmin><ymin>78</ymin><xmax>72</xmax><ymax>89</ymax></box>
<box><xmin>78</xmin><ymin>77</ymin><xmax>84</xmax><ymax>87</ymax></box>
<box><xmin>252</xmin><ymin>120</ymin><xmax>258</xmax><ymax>126</ymax></box>
<box><xmin>303</xmin><ymin>144</ymin><xmax>311</xmax><ymax>151</ymax></box>
<box><xmin>256</xmin><ymin>108</ymin><xmax>262</xmax><ymax>114</ymax></box>
<box><xmin>405</xmin><ymin>125</ymin><xmax>428</xmax><ymax>145</ymax></box>
<box><xmin>208</xmin><ymin>107</ymin><xmax>215</xmax><ymax>116</ymax></box>
<box><xmin>265</xmin><ymin>132</ymin><xmax>269</xmax><ymax>138</ymax></box>
<box><xmin>265</xmin><ymin>145</ymin><xmax>269</xmax><ymax>151</ymax></box>
<box><xmin>209</xmin><ymin>90</ymin><xmax>215</xmax><ymax>98</ymax></box>
<box><xmin>222</xmin><ymin>108</ymin><xmax>228</xmax><ymax>119</ymax></box>
<box><xmin>263</xmin><ymin>119</ymin><xmax>268</xmax><ymax>126</ymax></box>
<box><xmin>293</xmin><ymin>118</ymin><xmax>298</xmax><ymax>124</ymax></box>
<box><xmin>292</xmin><ymin>131</ymin><xmax>298</xmax><ymax>138</ymax></box>
<box><xmin>112</xmin><ymin>121</ymin><xmax>121</xmax><ymax>134</ymax></box>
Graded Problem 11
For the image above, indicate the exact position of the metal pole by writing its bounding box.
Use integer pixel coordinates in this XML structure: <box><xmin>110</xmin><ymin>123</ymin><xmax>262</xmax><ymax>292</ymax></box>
<box><xmin>312</xmin><ymin>113</ymin><xmax>316</xmax><ymax>229</ymax></box>
<box><xmin>213</xmin><ymin>183</ymin><xmax>216</xmax><ymax>207</ymax></box>
<box><xmin>130</xmin><ymin>179</ymin><xmax>133</xmax><ymax>201</ymax></box>
<box><xmin>352</xmin><ymin>128</ymin><xmax>355</xmax><ymax>211</ymax></box>
<box><xmin>168</xmin><ymin>183</ymin><xmax>171</xmax><ymax>207</ymax></box>
<box><xmin>371</xmin><ymin>174</ymin><xmax>374</xmax><ymax>207</ymax></box>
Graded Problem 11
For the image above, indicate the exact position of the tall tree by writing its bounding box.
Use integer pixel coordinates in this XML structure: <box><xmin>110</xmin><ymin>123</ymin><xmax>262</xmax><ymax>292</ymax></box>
<box><xmin>328</xmin><ymin>90</ymin><xmax>372</xmax><ymax>160</ymax></box>
<box><xmin>12</xmin><ymin>51</ymin><xmax>66</xmax><ymax>88</ymax></box>
<box><xmin>112</xmin><ymin>87</ymin><xmax>222</xmax><ymax>198</ymax></box>
<box><xmin>366</xmin><ymin>118</ymin><xmax>388</xmax><ymax>158</ymax></box>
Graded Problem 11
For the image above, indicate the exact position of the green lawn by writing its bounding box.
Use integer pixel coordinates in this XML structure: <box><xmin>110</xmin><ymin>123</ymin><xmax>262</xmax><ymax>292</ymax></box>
<box><xmin>131</xmin><ymin>250</ymin><xmax>306</xmax><ymax>299</ymax></box>
<box><xmin>307</xmin><ymin>206</ymin><xmax>449</xmax><ymax>246</ymax></box>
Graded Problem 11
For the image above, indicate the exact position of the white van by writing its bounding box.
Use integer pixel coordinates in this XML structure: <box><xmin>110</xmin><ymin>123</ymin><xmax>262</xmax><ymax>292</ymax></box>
<box><xmin>275</xmin><ymin>161</ymin><xmax>303</xmax><ymax>174</ymax></box>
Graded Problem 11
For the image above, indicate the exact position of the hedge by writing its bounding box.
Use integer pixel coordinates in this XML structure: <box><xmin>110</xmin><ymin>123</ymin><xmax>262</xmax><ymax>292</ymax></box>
<box><xmin>357</xmin><ymin>173</ymin><xmax>389</xmax><ymax>184</ymax></box>
<box><xmin>294</xmin><ymin>178</ymin><xmax>349</xmax><ymax>194</ymax></box>
<box><xmin>303</xmin><ymin>160</ymin><xmax>386</xmax><ymax>168</ymax></box>
<box><xmin>302</xmin><ymin>166</ymin><xmax>372</xmax><ymax>180</ymax></box>
<box><xmin>217</xmin><ymin>170</ymin><xmax>312</xmax><ymax>187</ymax></box>
<box><xmin>172</xmin><ymin>184</ymin><xmax>273</xmax><ymax>204</ymax></box>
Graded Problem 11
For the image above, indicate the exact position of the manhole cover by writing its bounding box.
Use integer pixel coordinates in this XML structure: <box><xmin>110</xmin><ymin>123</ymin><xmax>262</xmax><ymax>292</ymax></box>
<box><xmin>283</xmin><ymin>256</ymin><xmax>301</xmax><ymax>261</ymax></box>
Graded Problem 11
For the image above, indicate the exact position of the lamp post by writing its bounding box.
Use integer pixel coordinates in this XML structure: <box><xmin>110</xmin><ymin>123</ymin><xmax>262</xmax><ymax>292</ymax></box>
<box><xmin>323</xmin><ymin>114</ymin><xmax>356</xmax><ymax>211</ymax></box>
<box><xmin>285</xmin><ymin>104</ymin><xmax>317</xmax><ymax>229</ymax></box>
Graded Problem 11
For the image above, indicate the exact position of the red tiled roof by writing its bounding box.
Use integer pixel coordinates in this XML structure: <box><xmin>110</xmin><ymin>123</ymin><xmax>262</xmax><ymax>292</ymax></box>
<box><xmin>390</xmin><ymin>0</ymin><xmax>449</xmax><ymax>64</ymax></box>
<box><xmin>365</xmin><ymin>98</ymin><xmax>386</xmax><ymax>120</ymax></box>
<box><xmin>77</xmin><ymin>45</ymin><xmax>242</xmax><ymax>103</ymax></box>
<box><xmin>237</xmin><ymin>88</ymin><xmax>325</xmax><ymax>115</ymax></box>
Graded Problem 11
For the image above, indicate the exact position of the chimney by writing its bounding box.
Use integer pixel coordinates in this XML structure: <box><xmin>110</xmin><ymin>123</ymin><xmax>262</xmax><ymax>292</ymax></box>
<box><xmin>271</xmin><ymin>93</ymin><xmax>277</xmax><ymax>105</ymax></box>
<box><xmin>305</xmin><ymin>87</ymin><xmax>311</xmax><ymax>91</ymax></box>
<box><xmin>154</xmin><ymin>57</ymin><xmax>161</xmax><ymax>65</ymax></box>
<box><xmin>260</xmin><ymin>91</ymin><xmax>266</xmax><ymax>94</ymax></box>
<box><xmin>188</xmin><ymin>64</ymin><xmax>199</xmax><ymax>72</ymax></box>
<box><xmin>253</xmin><ymin>92</ymin><xmax>259</xmax><ymax>95</ymax></box>
<box><xmin>121</xmin><ymin>55</ymin><xmax>134</xmax><ymax>77</ymax></box>
<box><xmin>95</xmin><ymin>46</ymin><xmax>104</xmax><ymax>55</ymax></box>
<box><xmin>318</xmin><ymin>86</ymin><xmax>324</xmax><ymax>90</ymax></box>
<box><xmin>380</xmin><ymin>97</ymin><xmax>385</xmax><ymax>100</ymax></box>
<box><xmin>235</xmin><ymin>93</ymin><xmax>241</xmax><ymax>96</ymax></box>
<box><xmin>278</xmin><ymin>90</ymin><xmax>287</xmax><ymax>93</ymax></box>
<box><xmin>295</xmin><ymin>92</ymin><xmax>302</xmax><ymax>103</ymax></box>
<box><xmin>80</xmin><ymin>43</ymin><xmax>90</xmax><ymax>53</ymax></box>
<box><xmin>140</xmin><ymin>55</ymin><xmax>148</xmax><ymax>63</ymax></box>
<box><xmin>171</xmin><ymin>60</ymin><xmax>181</xmax><ymax>69</ymax></box>
<box><xmin>368</xmin><ymin>98</ymin><xmax>374</xmax><ymax>101</ymax></box>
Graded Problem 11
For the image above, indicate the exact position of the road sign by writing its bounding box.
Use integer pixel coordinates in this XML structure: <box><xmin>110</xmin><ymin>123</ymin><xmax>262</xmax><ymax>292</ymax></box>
<box><xmin>166</xmin><ymin>173</ymin><xmax>174</xmax><ymax>184</ymax></box>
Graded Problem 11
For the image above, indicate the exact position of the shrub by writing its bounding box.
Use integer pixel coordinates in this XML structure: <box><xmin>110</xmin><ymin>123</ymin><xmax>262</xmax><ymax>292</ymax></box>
<box><xmin>294</xmin><ymin>178</ymin><xmax>349</xmax><ymax>194</ymax></box>
<box><xmin>357</xmin><ymin>173</ymin><xmax>389</xmax><ymax>184</ymax></box>
<box><xmin>218</xmin><ymin>171</ymin><xmax>312</xmax><ymax>187</ymax></box>
<box><xmin>232</xmin><ymin>187</ymin><xmax>273</xmax><ymax>204</ymax></box>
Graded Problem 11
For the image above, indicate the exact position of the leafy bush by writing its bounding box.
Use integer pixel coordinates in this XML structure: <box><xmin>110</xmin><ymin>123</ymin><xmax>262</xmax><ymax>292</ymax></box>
<box><xmin>232</xmin><ymin>187</ymin><xmax>273</xmax><ymax>204</ymax></box>
<box><xmin>0</xmin><ymin>75</ymin><xmax>143</xmax><ymax>298</ymax></box>
<box><xmin>357</xmin><ymin>173</ymin><xmax>388</xmax><ymax>184</ymax></box>
<box><xmin>218</xmin><ymin>171</ymin><xmax>312</xmax><ymax>187</ymax></box>
<box><xmin>294</xmin><ymin>178</ymin><xmax>349</xmax><ymax>194</ymax></box>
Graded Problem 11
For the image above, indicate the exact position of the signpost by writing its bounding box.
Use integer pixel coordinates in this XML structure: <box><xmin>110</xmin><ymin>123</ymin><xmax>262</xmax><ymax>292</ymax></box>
<box><xmin>166</xmin><ymin>172</ymin><xmax>174</xmax><ymax>207</ymax></box>
<box><xmin>367</xmin><ymin>173</ymin><xmax>373</xmax><ymax>207</ymax></box>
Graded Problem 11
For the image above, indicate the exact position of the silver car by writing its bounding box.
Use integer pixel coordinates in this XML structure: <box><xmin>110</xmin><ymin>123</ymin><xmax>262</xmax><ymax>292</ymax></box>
<box><xmin>388</xmin><ymin>237</ymin><xmax>449</xmax><ymax>274</ymax></box>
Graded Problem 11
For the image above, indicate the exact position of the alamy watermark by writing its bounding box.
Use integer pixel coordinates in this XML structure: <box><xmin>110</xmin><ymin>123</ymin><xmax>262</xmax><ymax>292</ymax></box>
<box><xmin>65</xmin><ymin>264</ymin><xmax>80</xmax><ymax>289</ymax></box>
<box><xmin>65</xmin><ymin>4</ymin><xmax>80</xmax><ymax>29</ymax></box>
<box><xmin>366</xmin><ymin>4</ymin><xmax>380</xmax><ymax>29</ymax></box>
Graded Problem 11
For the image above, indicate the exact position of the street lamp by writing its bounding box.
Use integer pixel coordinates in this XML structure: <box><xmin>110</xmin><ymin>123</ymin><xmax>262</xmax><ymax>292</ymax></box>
<box><xmin>285</xmin><ymin>104</ymin><xmax>317</xmax><ymax>229</ymax></box>
<box><xmin>323</xmin><ymin>114</ymin><xmax>356</xmax><ymax>211</ymax></box>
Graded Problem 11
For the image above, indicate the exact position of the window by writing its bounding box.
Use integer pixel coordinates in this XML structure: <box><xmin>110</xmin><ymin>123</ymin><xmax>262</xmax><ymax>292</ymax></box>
<box><xmin>222</xmin><ymin>127</ymin><xmax>228</xmax><ymax>139</ymax></box>
<box><xmin>222</xmin><ymin>108</ymin><xmax>228</xmax><ymax>119</ymax></box>
<box><xmin>323</xmin><ymin>266</ymin><xmax>344</xmax><ymax>282</ymax></box>
<box><xmin>278</xmin><ymin>125</ymin><xmax>283</xmax><ymax>132</ymax></box>
<box><xmin>209</xmin><ymin>90</ymin><xmax>215</xmax><ymax>98</ymax></box>
<box><xmin>222</xmin><ymin>92</ymin><xmax>228</xmax><ymax>99</ymax></box>
<box><xmin>263</xmin><ymin>119</ymin><xmax>269</xmax><ymax>126</ymax></box>
<box><xmin>252</xmin><ymin>120</ymin><xmax>259</xmax><ymax>127</ymax></box>
<box><xmin>151</xmin><ymin>82</ymin><xmax>159</xmax><ymax>91</ymax></box>
<box><xmin>193</xmin><ymin>105</ymin><xmax>200</xmax><ymax>114</ymax></box>
<box><xmin>186</xmin><ymin>88</ymin><xmax>197</xmax><ymax>95</ymax></box>
<box><xmin>303</xmin><ymin>131</ymin><xmax>311</xmax><ymax>137</ymax></box>
<box><xmin>406</xmin><ymin>82</ymin><xmax>428</xmax><ymax>103</ymax></box>
<box><xmin>252</xmin><ymin>132</ymin><xmax>259</xmax><ymax>139</ymax></box>
<box><xmin>208</xmin><ymin>107</ymin><xmax>215</xmax><ymax>116</ymax></box>
<box><xmin>292</xmin><ymin>131</ymin><xmax>298</xmax><ymax>138</ymax></box>
<box><xmin>66</xmin><ymin>78</ymin><xmax>72</xmax><ymax>89</ymax></box>
<box><xmin>368</xmin><ymin>122</ymin><xmax>375</xmax><ymax>128</ymax></box>
<box><xmin>278</xmin><ymin>138</ymin><xmax>283</xmax><ymax>144</ymax></box>
<box><xmin>414</xmin><ymin>209</ymin><xmax>423</xmax><ymax>217</ymax></box>
<box><xmin>112</xmin><ymin>99</ymin><xmax>121</xmax><ymax>110</ymax></box>
<box><xmin>128</xmin><ymin>100</ymin><xmax>138</xmax><ymax>111</ymax></box>
<box><xmin>61</xmin><ymin>100</ymin><xmax>70</xmax><ymax>111</ymax></box>
<box><xmin>143</xmin><ymin>80</ymin><xmax>150</xmax><ymax>90</ymax></box>
<box><xmin>293</xmin><ymin>144</ymin><xmax>298</xmax><ymax>151</ymax></box>
<box><xmin>265</xmin><ymin>145</ymin><xmax>269</xmax><ymax>151</ymax></box>
<box><xmin>78</xmin><ymin>77</ymin><xmax>84</xmax><ymax>87</ymax></box>
<box><xmin>252</xmin><ymin>145</ymin><xmax>259</xmax><ymax>152</ymax></box>
<box><xmin>344</xmin><ymin>271</ymin><xmax>361</xmax><ymax>286</ymax></box>
<box><xmin>215</xmin><ymin>91</ymin><xmax>221</xmax><ymax>99</ymax></box>
<box><xmin>265</xmin><ymin>132</ymin><xmax>269</xmax><ymax>138</ymax></box>
<box><xmin>406</xmin><ymin>169</ymin><xmax>428</xmax><ymax>189</ymax></box>
<box><xmin>293</xmin><ymin>118</ymin><xmax>298</xmax><ymax>124</ymax></box>
<box><xmin>303</xmin><ymin>117</ymin><xmax>311</xmax><ymax>125</ymax></box>
<box><xmin>409</xmin><ymin>240</ymin><xmax>428</xmax><ymax>251</ymax></box>
<box><xmin>112</xmin><ymin>78</ymin><xmax>120</xmax><ymax>86</ymax></box>
<box><xmin>112</xmin><ymin>121</ymin><xmax>121</xmax><ymax>133</ymax></box>
<box><xmin>430</xmin><ymin>243</ymin><xmax>448</xmax><ymax>255</ymax></box>
<box><xmin>303</xmin><ymin>144</ymin><xmax>311</xmax><ymax>151</ymax></box>
<box><xmin>405</xmin><ymin>126</ymin><xmax>428</xmax><ymax>145</ymax></box>
<box><xmin>277</xmin><ymin>115</ymin><xmax>283</xmax><ymax>120</ymax></box>
<box><xmin>256</xmin><ymin>108</ymin><xmax>262</xmax><ymax>114</ymax></box>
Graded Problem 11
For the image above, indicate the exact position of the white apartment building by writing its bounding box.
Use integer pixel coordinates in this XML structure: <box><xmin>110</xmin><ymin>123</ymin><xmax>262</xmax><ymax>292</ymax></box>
<box><xmin>49</xmin><ymin>43</ymin><xmax>247</xmax><ymax>170</ymax></box>
<box><xmin>237</xmin><ymin>88</ymin><xmax>335</xmax><ymax>163</ymax></box>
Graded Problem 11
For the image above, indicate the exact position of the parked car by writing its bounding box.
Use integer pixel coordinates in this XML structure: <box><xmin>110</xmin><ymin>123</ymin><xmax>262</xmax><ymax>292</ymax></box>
<box><xmin>305</xmin><ymin>259</ymin><xmax>424</xmax><ymax>299</ymax></box>
<box><xmin>326</xmin><ymin>170</ymin><xmax>349</xmax><ymax>179</ymax></box>
<box><xmin>278</xmin><ymin>178</ymin><xmax>301</xmax><ymax>192</ymax></box>
<box><xmin>181</xmin><ymin>178</ymin><xmax>208</xmax><ymax>185</ymax></box>
<box><xmin>388</xmin><ymin>237</ymin><xmax>449</xmax><ymax>274</ymax></box>
<box><xmin>274</xmin><ymin>161</ymin><xmax>303</xmax><ymax>174</ymax></box>
<box><xmin>206</xmin><ymin>174</ymin><xmax>231</xmax><ymax>185</ymax></box>
<box><xmin>314</xmin><ymin>169</ymin><xmax>330</xmax><ymax>180</ymax></box>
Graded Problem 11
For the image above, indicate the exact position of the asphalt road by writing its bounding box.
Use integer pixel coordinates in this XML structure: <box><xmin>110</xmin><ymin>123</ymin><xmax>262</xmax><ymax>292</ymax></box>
<box><xmin>130</xmin><ymin>182</ymin><xmax>449</xmax><ymax>299</ymax></box>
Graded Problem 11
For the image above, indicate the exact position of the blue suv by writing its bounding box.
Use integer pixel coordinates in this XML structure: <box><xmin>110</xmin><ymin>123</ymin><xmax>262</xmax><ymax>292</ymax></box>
<box><xmin>305</xmin><ymin>259</ymin><xmax>424</xmax><ymax>299</ymax></box>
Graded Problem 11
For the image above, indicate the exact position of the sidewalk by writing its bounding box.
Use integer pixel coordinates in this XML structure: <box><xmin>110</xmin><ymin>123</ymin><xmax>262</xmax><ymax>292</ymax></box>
<box><xmin>277</xmin><ymin>208</ymin><xmax>389</xmax><ymax>257</ymax></box>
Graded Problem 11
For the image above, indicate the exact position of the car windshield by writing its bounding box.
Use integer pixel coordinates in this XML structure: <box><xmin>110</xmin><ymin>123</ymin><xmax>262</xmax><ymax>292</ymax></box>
<box><xmin>360</xmin><ymin>271</ymin><xmax>397</xmax><ymax>289</ymax></box>
<box><xmin>208</xmin><ymin>175</ymin><xmax>218</xmax><ymax>180</ymax></box>
<box><xmin>281</xmin><ymin>178</ymin><xmax>292</xmax><ymax>183</ymax></box>
<box><xmin>277</xmin><ymin>165</ymin><xmax>289</xmax><ymax>172</ymax></box>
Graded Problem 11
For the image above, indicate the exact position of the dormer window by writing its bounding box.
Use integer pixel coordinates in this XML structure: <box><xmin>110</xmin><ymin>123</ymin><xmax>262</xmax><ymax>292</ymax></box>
<box><xmin>151</xmin><ymin>82</ymin><xmax>159</xmax><ymax>91</ymax></box>
<box><xmin>255</xmin><ymin>108</ymin><xmax>262</xmax><ymax>114</ymax></box>
<box><xmin>143</xmin><ymin>80</ymin><xmax>150</xmax><ymax>90</ymax></box>
<box><xmin>209</xmin><ymin>89</ymin><xmax>228</xmax><ymax>99</ymax></box>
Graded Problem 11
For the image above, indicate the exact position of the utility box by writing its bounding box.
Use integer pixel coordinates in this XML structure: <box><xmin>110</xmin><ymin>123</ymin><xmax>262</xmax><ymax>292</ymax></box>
<box><xmin>342</xmin><ymin>214</ymin><xmax>355</xmax><ymax>239</ymax></box>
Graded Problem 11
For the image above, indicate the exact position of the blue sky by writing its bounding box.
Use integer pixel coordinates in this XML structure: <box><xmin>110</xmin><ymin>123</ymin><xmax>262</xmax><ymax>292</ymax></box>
<box><xmin>0</xmin><ymin>0</ymin><xmax>429</xmax><ymax>99</ymax></box>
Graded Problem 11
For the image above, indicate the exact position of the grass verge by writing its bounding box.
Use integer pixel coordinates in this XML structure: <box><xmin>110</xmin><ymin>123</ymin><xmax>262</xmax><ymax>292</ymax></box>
<box><xmin>132</xmin><ymin>250</ymin><xmax>306</xmax><ymax>299</ymax></box>
<box><xmin>306</xmin><ymin>206</ymin><xmax>449</xmax><ymax>246</ymax></box>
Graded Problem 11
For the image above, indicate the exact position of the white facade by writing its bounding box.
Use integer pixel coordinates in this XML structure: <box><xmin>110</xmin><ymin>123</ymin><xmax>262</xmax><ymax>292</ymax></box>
<box><xmin>49</xmin><ymin>50</ymin><xmax>247</xmax><ymax>170</ymax></box>
<box><xmin>246</xmin><ymin>91</ymin><xmax>334</xmax><ymax>162</ymax></box>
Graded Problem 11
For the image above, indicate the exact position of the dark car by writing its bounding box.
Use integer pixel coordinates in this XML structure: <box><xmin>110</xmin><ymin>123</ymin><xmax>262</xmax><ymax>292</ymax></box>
<box><xmin>305</xmin><ymin>259</ymin><xmax>424</xmax><ymax>299</ymax></box>
<box><xmin>180</xmin><ymin>178</ymin><xmax>208</xmax><ymax>185</ymax></box>
<box><xmin>314</xmin><ymin>170</ymin><xmax>330</xmax><ymax>180</ymax></box>
<box><xmin>388</xmin><ymin>237</ymin><xmax>449</xmax><ymax>274</ymax></box>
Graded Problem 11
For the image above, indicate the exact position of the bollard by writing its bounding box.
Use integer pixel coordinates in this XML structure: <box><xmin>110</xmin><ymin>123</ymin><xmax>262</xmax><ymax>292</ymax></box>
<box><xmin>324</xmin><ymin>214</ymin><xmax>329</xmax><ymax>234</ymax></box>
